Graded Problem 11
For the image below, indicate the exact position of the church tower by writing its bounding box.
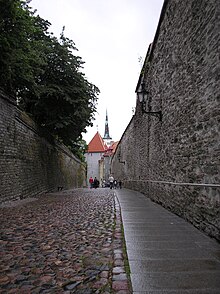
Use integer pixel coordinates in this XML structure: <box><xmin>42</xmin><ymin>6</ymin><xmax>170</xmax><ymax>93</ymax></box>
<box><xmin>103</xmin><ymin>110</ymin><xmax>112</xmax><ymax>140</ymax></box>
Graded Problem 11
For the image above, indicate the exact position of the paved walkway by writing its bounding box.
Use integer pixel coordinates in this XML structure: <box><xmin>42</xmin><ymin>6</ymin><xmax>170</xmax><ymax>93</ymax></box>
<box><xmin>115</xmin><ymin>188</ymin><xmax>220</xmax><ymax>293</ymax></box>
<box><xmin>0</xmin><ymin>189</ymin><xmax>131</xmax><ymax>293</ymax></box>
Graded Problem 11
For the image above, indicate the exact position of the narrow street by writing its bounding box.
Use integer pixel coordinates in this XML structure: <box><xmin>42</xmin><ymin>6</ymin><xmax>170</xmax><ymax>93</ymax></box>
<box><xmin>0</xmin><ymin>189</ymin><xmax>131</xmax><ymax>293</ymax></box>
<box><xmin>1</xmin><ymin>188</ymin><xmax>220</xmax><ymax>293</ymax></box>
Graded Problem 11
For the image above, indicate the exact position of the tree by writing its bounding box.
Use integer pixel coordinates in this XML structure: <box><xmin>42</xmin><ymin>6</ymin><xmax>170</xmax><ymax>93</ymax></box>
<box><xmin>69</xmin><ymin>138</ymin><xmax>88</xmax><ymax>162</ymax></box>
<box><xmin>22</xmin><ymin>25</ymin><xmax>99</xmax><ymax>145</ymax></box>
<box><xmin>0</xmin><ymin>0</ymin><xmax>49</xmax><ymax>97</ymax></box>
<box><xmin>0</xmin><ymin>0</ymin><xmax>99</xmax><ymax>151</ymax></box>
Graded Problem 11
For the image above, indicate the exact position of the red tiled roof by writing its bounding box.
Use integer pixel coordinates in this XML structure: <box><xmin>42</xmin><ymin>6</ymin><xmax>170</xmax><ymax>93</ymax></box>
<box><xmin>87</xmin><ymin>132</ymin><xmax>106</xmax><ymax>153</ymax></box>
<box><xmin>111</xmin><ymin>141</ymin><xmax>119</xmax><ymax>153</ymax></box>
<box><xmin>103</xmin><ymin>141</ymin><xmax>119</xmax><ymax>156</ymax></box>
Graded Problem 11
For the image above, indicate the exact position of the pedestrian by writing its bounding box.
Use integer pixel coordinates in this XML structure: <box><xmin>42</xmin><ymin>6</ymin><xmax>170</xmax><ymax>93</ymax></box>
<box><xmin>101</xmin><ymin>179</ymin><xmax>106</xmax><ymax>188</ymax></box>
<box><xmin>89</xmin><ymin>176</ymin><xmax>93</xmax><ymax>189</ymax></box>
<box><xmin>108</xmin><ymin>174</ymin><xmax>114</xmax><ymax>189</ymax></box>
<box><xmin>118</xmin><ymin>180</ymin><xmax>122</xmax><ymax>189</ymax></box>
<box><xmin>93</xmin><ymin>177</ymin><xmax>99</xmax><ymax>189</ymax></box>
<box><xmin>113</xmin><ymin>179</ymin><xmax>117</xmax><ymax>189</ymax></box>
<box><xmin>101</xmin><ymin>179</ymin><xmax>104</xmax><ymax>187</ymax></box>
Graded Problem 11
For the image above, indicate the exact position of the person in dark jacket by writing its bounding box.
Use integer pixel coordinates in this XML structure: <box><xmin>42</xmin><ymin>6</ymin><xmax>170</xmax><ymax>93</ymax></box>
<box><xmin>93</xmin><ymin>177</ymin><xmax>99</xmax><ymax>189</ymax></box>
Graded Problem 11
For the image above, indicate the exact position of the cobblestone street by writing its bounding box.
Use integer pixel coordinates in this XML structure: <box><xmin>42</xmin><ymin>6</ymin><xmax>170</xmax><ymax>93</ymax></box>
<box><xmin>0</xmin><ymin>189</ymin><xmax>131</xmax><ymax>293</ymax></box>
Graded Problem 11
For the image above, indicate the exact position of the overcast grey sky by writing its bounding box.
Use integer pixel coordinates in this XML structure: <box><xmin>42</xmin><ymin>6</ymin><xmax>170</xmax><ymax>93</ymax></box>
<box><xmin>31</xmin><ymin>0</ymin><xmax>164</xmax><ymax>143</ymax></box>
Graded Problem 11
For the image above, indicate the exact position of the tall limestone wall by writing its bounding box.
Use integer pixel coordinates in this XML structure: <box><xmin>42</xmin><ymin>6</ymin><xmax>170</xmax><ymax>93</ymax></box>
<box><xmin>0</xmin><ymin>92</ymin><xmax>86</xmax><ymax>203</ymax></box>
<box><xmin>111</xmin><ymin>0</ymin><xmax>220</xmax><ymax>240</ymax></box>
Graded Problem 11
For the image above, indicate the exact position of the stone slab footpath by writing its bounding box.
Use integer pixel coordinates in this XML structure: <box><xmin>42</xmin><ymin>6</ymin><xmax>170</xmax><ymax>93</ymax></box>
<box><xmin>115</xmin><ymin>188</ymin><xmax>220</xmax><ymax>294</ymax></box>
<box><xmin>0</xmin><ymin>188</ymin><xmax>132</xmax><ymax>293</ymax></box>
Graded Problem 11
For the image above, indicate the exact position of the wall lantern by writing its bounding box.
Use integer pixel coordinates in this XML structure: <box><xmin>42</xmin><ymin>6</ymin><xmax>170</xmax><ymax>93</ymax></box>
<box><xmin>137</xmin><ymin>82</ymin><xmax>162</xmax><ymax>121</ymax></box>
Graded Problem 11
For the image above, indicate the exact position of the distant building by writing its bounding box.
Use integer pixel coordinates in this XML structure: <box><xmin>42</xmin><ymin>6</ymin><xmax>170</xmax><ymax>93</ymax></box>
<box><xmin>103</xmin><ymin>110</ymin><xmax>113</xmax><ymax>147</ymax></box>
<box><xmin>85</xmin><ymin>111</ymin><xmax>118</xmax><ymax>186</ymax></box>
<box><xmin>103</xmin><ymin>141</ymin><xmax>118</xmax><ymax>182</ymax></box>
<box><xmin>85</xmin><ymin>131</ymin><xmax>106</xmax><ymax>186</ymax></box>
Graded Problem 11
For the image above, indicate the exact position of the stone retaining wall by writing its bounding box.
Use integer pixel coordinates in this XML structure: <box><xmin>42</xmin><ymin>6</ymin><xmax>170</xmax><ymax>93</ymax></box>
<box><xmin>111</xmin><ymin>0</ymin><xmax>220</xmax><ymax>240</ymax></box>
<box><xmin>0</xmin><ymin>92</ymin><xmax>86</xmax><ymax>203</ymax></box>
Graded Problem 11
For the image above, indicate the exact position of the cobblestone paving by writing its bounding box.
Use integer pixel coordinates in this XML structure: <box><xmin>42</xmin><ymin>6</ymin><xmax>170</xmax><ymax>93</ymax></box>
<box><xmin>0</xmin><ymin>188</ymin><xmax>132</xmax><ymax>293</ymax></box>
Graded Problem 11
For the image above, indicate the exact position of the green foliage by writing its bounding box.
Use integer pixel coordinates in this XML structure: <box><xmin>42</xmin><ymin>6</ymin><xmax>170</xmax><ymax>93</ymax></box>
<box><xmin>0</xmin><ymin>0</ymin><xmax>48</xmax><ymax>95</ymax></box>
<box><xmin>0</xmin><ymin>0</ymin><xmax>99</xmax><ymax>153</ymax></box>
<box><xmin>69</xmin><ymin>138</ymin><xmax>88</xmax><ymax>162</ymax></box>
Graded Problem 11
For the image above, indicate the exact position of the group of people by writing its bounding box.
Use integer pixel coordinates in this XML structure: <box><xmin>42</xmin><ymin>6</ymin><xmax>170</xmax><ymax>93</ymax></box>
<box><xmin>89</xmin><ymin>175</ymin><xmax>122</xmax><ymax>189</ymax></box>
<box><xmin>108</xmin><ymin>175</ymin><xmax>122</xmax><ymax>189</ymax></box>
<box><xmin>89</xmin><ymin>176</ymin><xmax>99</xmax><ymax>189</ymax></box>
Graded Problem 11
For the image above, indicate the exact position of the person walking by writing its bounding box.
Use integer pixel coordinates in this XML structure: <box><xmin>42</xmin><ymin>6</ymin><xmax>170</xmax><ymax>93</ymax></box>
<box><xmin>93</xmin><ymin>177</ymin><xmax>99</xmax><ymax>189</ymax></box>
<box><xmin>89</xmin><ymin>176</ymin><xmax>93</xmax><ymax>189</ymax></box>
<box><xmin>108</xmin><ymin>174</ymin><xmax>114</xmax><ymax>189</ymax></box>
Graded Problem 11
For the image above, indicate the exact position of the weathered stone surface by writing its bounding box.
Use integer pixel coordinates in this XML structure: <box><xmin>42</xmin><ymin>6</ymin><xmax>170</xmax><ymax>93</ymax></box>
<box><xmin>112</xmin><ymin>280</ymin><xmax>130</xmax><ymax>291</ymax></box>
<box><xmin>0</xmin><ymin>92</ymin><xmax>86</xmax><ymax>204</ymax></box>
<box><xmin>0</xmin><ymin>189</ymin><xmax>132</xmax><ymax>293</ymax></box>
<box><xmin>111</xmin><ymin>0</ymin><xmax>220</xmax><ymax>241</ymax></box>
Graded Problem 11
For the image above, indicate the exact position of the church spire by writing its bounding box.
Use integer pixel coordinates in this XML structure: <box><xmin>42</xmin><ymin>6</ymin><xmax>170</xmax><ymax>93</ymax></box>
<box><xmin>103</xmin><ymin>110</ymin><xmax>112</xmax><ymax>140</ymax></box>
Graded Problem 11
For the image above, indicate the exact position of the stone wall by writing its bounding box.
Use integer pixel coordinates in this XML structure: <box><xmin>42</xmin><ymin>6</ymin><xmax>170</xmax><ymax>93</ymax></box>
<box><xmin>0</xmin><ymin>92</ymin><xmax>86</xmax><ymax>203</ymax></box>
<box><xmin>111</xmin><ymin>0</ymin><xmax>220</xmax><ymax>240</ymax></box>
